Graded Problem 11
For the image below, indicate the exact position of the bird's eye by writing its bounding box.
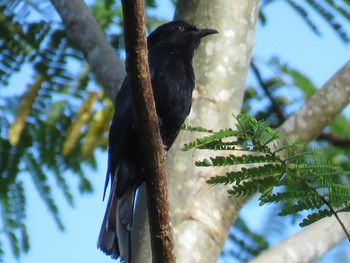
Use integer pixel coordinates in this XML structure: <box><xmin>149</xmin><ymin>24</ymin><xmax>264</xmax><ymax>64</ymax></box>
<box><xmin>174</xmin><ymin>24</ymin><xmax>184</xmax><ymax>31</ymax></box>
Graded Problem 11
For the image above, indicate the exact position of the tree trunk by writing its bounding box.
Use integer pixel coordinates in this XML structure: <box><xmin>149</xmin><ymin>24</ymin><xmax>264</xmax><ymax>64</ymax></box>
<box><xmin>133</xmin><ymin>1</ymin><xmax>261</xmax><ymax>262</ymax></box>
<box><xmin>52</xmin><ymin>1</ymin><xmax>350</xmax><ymax>262</ymax></box>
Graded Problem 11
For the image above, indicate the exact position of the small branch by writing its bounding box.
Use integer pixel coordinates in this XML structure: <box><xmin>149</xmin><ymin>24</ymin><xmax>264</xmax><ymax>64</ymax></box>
<box><xmin>318</xmin><ymin>132</ymin><xmax>350</xmax><ymax>148</ymax></box>
<box><xmin>120</xmin><ymin>1</ymin><xmax>175</xmax><ymax>263</ymax></box>
<box><xmin>50</xmin><ymin>0</ymin><xmax>125</xmax><ymax>100</ymax></box>
<box><xmin>250</xmin><ymin>60</ymin><xmax>286</xmax><ymax>124</ymax></box>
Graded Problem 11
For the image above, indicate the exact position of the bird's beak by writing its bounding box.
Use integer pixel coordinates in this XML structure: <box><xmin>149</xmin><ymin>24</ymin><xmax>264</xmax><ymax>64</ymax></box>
<box><xmin>198</xmin><ymin>28</ymin><xmax>218</xmax><ymax>38</ymax></box>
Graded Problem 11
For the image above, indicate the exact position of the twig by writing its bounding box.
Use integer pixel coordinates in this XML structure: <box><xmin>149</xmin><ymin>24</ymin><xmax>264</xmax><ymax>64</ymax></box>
<box><xmin>250</xmin><ymin>60</ymin><xmax>286</xmax><ymax>124</ymax></box>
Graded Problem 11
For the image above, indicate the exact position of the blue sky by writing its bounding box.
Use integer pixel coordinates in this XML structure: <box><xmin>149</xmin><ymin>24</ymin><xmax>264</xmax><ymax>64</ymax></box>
<box><xmin>3</xmin><ymin>1</ymin><xmax>350</xmax><ymax>263</ymax></box>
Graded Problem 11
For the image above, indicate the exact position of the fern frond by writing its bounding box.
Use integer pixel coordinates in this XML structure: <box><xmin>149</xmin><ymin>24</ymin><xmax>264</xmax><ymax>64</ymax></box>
<box><xmin>299</xmin><ymin>209</ymin><xmax>333</xmax><ymax>227</ymax></box>
<box><xmin>228</xmin><ymin>177</ymin><xmax>279</xmax><ymax>197</ymax></box>
<box><xmin>197</xmin><ymin>154</ymin><xmax>281</xmax><ymax>167</ymax></box>
<box><xmin>207</xmin><ymin>164</ymin><xmax>285</xmax><ymax>185</ymax></box>
<box><xmin>279</xmin><ymin>198</ymin><xmax>325</xmax><ymax>216</ymax></box>
<box><xmin>195</xmin><ymin>140</ymin><xmax>237</xmax><ymax>151</ymax></box>
<box><xmin>338</xmin><ymin>205</ymin><xmax>350</xmax><ymax>213</ymax></box>
<box><xmin>225</xmin><ymin>216</ymin><xmax>269</xmax><ymax>261</ymax></box>
<box><xmin>305</xmin><ymin>0</ymin><xmax>350</xmax><ymax>42</ymax></box>
<box><xmin>25</xmin><ymin>153</ymin><xmax>64</xmax><ymax>230</ymax></box>
<box><xmin>260</xmin><ymin>191</ymin><xmax>319</xmax><ymax>205</ymax></box>
<box><xmin>285</xmin><ymin>0</ymin><xmax>321</xmax><ymax>36</ymax></box>
<box><xmin>283</xmin><ymin>147</ymin><xmax>318</xmax><ymax>163</ymax></box>
<box><xmin>182</xmin><ymin>128</ymin><xmax>234</xmax><ymax>151</ymax></box>
<box><xmin>185</xmin><ymin>113</ymin><xmax>350</xmax><ymax>239</ymax></box>
<box><xmin>182</xmin><ymin>123</ymin><xmax>214</xmax><ymax>133</ymax></box>
<box><xmin>324</xmin><ymin>187</ymin><xmax>350</xmax><ymax>203</ymax></box>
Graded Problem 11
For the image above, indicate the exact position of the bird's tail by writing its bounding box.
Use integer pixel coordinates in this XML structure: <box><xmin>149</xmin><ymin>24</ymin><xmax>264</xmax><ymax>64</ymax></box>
<box><xmin>97</xmin><ymin>177</ymin><xmax>136</xmax><ymax>262</ymax></box>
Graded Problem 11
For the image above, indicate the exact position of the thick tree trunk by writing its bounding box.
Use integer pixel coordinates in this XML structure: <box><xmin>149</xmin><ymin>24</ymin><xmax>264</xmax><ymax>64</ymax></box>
<box><xmin>52</xmin><ymin>1</ymin><xmax>350</xmax><ymax>262</ymax></box>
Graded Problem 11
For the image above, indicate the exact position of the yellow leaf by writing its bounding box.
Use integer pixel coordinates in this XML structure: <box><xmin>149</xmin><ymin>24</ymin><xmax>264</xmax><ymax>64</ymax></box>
<box><xmin>8</xmin><ymin>75</ymin><xmax>43</xmax><ymax>145</ymax></box>
<box><xmin>82</xmin><ymin>98</ymin><xmax>114</xmax><ymax>158</ymax></box>
<box><xmin>62</xmin><ymin>91</ymin><xmax>99</xmax><ymax>155</ymax></box>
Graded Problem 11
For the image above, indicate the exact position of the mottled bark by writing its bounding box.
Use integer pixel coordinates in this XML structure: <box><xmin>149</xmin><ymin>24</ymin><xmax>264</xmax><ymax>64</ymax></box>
<box><xmin>249</xmin><ymin>214</ymin><xmax>350</xmax><ymax>263</ymax></box>
<box><xmin>133</xmin><ymin>1</ymin><xmax>261</xmax><ymax>262</ymax></box>
<box><xmin>170</xmin><ymin>2</ymin><xmax>260</xmax><ymax>262</ymax></box>
<box><xmin>279</xmin><ymin>60</ymin><xmax>350</xmax><ymax>141</ymax></box>
<box><xmin>52</xmin><ymin>1</ymin><xmax>350</xmax><ymax>262</ymax></box>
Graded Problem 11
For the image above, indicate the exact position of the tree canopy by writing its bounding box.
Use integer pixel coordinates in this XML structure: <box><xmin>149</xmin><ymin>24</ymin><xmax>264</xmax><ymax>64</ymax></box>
<box><xmin>1</xmin><ymin>0</ymin><xmax>350</xmax><ymax>262</ymax></box>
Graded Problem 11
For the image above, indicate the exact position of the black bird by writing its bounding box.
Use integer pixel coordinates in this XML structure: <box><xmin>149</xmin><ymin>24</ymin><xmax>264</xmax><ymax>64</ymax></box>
<box><xmin>97</xmin><ymin>21</ymin><xmax>217</xmax><ymax>262</ymax></box>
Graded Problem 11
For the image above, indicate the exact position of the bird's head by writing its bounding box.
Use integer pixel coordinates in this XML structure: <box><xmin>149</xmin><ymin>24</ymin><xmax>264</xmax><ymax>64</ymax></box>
<box><xmin>147</xmin><ymin>21</ymin><xmax>218</xmax><ymax>57</ymax></box>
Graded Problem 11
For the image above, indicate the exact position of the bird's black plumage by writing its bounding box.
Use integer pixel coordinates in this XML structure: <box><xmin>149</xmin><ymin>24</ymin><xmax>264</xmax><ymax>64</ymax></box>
<box><xmin>97</xmin><ymin>21</ymin><xmax>217</xmax><ymax>262</ymax></box>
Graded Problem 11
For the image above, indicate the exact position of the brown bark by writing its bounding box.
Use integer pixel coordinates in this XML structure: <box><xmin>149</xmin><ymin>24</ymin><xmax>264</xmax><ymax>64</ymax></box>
<box><xmin>120</xmin><ymin>1</ymin><xmax>175</xmax><ymax>263</ymax></box>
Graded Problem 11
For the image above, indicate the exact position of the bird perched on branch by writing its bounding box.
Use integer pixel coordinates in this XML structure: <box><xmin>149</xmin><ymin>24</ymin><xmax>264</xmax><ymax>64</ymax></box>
<box><xmin>97</xmin><ymin>21</ymin><xmax>217</xmax><ymax>262</ymax></box>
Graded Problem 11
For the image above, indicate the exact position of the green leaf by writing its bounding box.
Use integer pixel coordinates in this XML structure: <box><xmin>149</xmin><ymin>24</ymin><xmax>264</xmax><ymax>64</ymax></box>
<box><xmin>299</xmin><ymin>209</ymin><xmax>333</xmax><ymax>227</ymax></box>
<box><xmin>26</xmin><ymin>153</ymin><xmax>64</xmax><ymax>231</ymax></box>
<box><xmin>228</xmin><ymin>177</ymin><xmax>279</xmax><ymax>197</ymax></box>
<box><xmin>279</xmin><ymin>198</ymin><xmax>325</xmax><ymax>216</ymax></box>
<box><xmin>186</xmin><ymin>114</ymin><xmax>350</xmax><ymax>238</ymax></box>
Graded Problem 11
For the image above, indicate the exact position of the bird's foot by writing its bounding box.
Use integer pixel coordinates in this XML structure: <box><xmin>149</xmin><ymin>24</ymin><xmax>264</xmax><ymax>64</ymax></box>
<box><xmin>157</xmin><ymin>117</ymin><xmax>162</xmax><ymax>127</ymax></box>
<box><xmin>163</xmin><ymin>146</ymin><xmax>168</xmax><ymax>161</ymax></box>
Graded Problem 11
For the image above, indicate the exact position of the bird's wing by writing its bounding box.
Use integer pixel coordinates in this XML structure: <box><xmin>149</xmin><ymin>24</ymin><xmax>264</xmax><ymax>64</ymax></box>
<box><xmin>103</xmin><ymin>77</ymin><xmax>134</xmax><ymax>199</ymax></box>
<box><xmin>103</xmin><ymin>64</ymin><xmax>157</xmax><ymax>199</ymax></box>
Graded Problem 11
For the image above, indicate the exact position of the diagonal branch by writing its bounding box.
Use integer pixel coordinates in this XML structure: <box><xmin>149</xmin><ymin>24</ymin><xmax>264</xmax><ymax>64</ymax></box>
<box><xmin>249</xmin><ymin>214</ymin><xmax>350</xmax><ymax>263</ymax></box>
<box><xmin>259</xmin><ymin>59</ymin><xmax>350</xmax><ymax>262</ymax></box>
<box><xmin>50</xmin><ymin>0</ymin><xmax>125</xmax><ymax>100</ymax></box>
<box><xmin>120</xmin><ymin>1</ymin><xmax>175</xmax><ymax>263</ymax></box>
<box><xmin>279</xmin><ymin>59</ymin><xmax>350</xmax><ymax>141</ymax></box>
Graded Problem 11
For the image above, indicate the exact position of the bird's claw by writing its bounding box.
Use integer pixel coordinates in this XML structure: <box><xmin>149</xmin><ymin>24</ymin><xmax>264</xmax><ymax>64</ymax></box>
<box><xmin>163</xmin><ymin>146</ymin><xmax>168</xmax><ymax>161</ymax></box>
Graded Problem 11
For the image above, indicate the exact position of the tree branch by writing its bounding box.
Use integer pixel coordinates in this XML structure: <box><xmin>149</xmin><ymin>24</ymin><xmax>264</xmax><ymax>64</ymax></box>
<box><xmin>51</xmin><ymin>1</ymin><xmax>350</xmax><ymax>262</ymax></box>
<box><xmin>257</xmin><ymin>60</ymin><xmax>350</xmax><ymax>262</ymax></box>
<box><xmin>50</xmin><ymin>0</ymin><xmax>125</xmax><ymax>100</ymax></box>
<box><xmin>52</xmin><ymin>0</ymin><xmax>174</xmax><ymax>261</ymax></box>
<box><xmin>279</xmin><ymin>59</ymin><xmax>350</xmax><ymax>141</ymax></box>
<box><xmin>120</xmin><ymin>1</ymin><xmax>175</xmax><ymax>263</ymax></box>
<box><xmin>318</xmin><ymin>132</ymin><xmax>350</xmax><ymax>148</ymax></box>
<box><xmin>133</xmin><ymin>2</ymin><xmax>261</xmax><ymax>263</ymax></box>
<box><xmin>249</xmin><ymin>214</ymin><xmax>350</xmax><ymax>263</ymax></box>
